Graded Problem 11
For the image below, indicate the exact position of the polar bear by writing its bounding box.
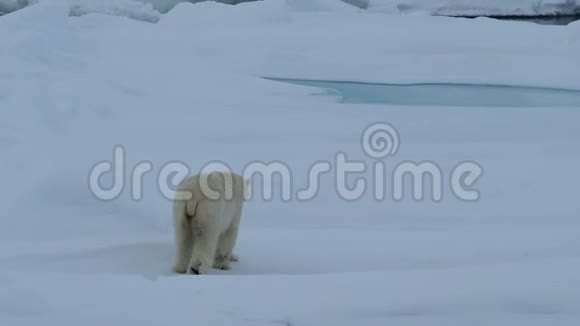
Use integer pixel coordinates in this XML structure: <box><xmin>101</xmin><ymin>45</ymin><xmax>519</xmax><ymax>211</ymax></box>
<box><xmin>171</xmin><ymin>171</ymin><xmax>250</xmax><ymax>275</ymax></box>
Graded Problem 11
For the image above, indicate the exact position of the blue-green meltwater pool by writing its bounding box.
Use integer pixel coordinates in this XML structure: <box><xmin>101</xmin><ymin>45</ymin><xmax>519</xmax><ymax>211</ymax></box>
<box><xmin>267</xmin><ymin>78</ymin><xmax>580</xmax><ymax>108</ymax></box>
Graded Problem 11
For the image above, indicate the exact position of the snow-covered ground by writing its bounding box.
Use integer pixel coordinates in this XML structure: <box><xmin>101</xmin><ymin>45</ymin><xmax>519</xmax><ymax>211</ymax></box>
<box><xmin>1</xmin><ymin>0</ymin><xmax>580</xmax><ymax>325</ymax></box>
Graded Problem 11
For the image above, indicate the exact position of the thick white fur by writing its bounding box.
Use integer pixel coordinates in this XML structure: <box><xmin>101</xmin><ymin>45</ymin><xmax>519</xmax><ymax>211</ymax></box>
<box><xmin>172</xmin><ymin>171</ymin><xmax>249</xmax><ymax>275</ymax></box>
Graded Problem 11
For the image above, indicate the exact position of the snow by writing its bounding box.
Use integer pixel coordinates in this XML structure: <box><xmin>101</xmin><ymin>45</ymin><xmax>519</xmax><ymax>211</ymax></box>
<box><xmin>68</xmin><ymin>0</ymin><xmax>162</xmax><ymax>22</ymax></box>
<box><xmin>0</xmin><ymin>0</ymin><xmax>360</xmax><ymax>21</ymax></box>
<box><xmin>1</xmin><ymin>0</ymin><xmax>580</xmax><ymax>325</ymax></box>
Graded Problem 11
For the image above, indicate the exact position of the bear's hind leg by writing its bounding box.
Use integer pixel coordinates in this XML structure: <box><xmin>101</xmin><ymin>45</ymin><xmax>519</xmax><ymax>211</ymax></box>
<box><xmin>214</xmin><ymin>221</ymin><xmax>240</xmax><ymax>270</ymax></box>
<box><xmin>187</xmin><ymin>219</ymin><xmax>219</xmax><ymax>275</ymax></box>
<box><xmin>172</xmin><ymin>217</ymin><xmax>194</xmax><ymax>274</ymax></box>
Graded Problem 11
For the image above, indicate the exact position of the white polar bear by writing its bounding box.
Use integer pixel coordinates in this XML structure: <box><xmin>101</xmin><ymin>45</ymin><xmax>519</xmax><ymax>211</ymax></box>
<box><xmin>171</xmin><ymin>171</ymin><xmax>250</xmax><ymax>275</ymax></box>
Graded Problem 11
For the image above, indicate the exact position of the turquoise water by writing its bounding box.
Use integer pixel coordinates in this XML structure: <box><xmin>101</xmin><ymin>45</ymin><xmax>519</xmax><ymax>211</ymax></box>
<box><xmin>497</xmin><ymin>15</ymin><xmax>580</xmax><ymax>25</ymax></box>
<box><xmin>267</xmin><ymin>78</ymin><xmax>580</xmax><ymax>108</ymax></box>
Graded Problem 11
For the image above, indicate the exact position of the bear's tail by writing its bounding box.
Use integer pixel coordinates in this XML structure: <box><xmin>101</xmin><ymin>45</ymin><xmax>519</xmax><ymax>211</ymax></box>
<box><xmin>173</xmin><ymin>195</ymin><xmax>197</xmax><ymax>224</ymax></box>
